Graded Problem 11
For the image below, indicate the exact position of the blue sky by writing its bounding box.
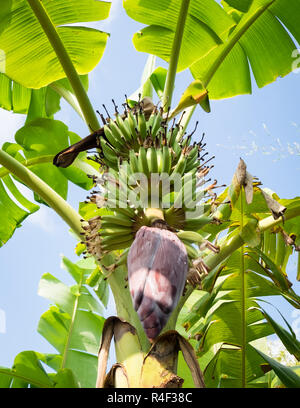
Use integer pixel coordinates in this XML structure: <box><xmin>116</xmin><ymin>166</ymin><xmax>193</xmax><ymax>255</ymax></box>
<box><xmin>0</xmin><ymin>0</ymin><xmax>300</xmax><ymax>368</ymax></box>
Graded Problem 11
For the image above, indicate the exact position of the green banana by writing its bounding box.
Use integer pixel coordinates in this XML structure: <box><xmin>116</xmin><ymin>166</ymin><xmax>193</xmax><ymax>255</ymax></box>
<box><xmin>172</xmin><ymin>141</ymin><xmax>182</xmax><ymax>157</ymax></box>
<box><xmin>115</xmin><ymin>114</ymin><xmax>132</xmax><ymax>142</ymax></box>
<box><xmin>100</xmin><ymin>226</ymin><xmax>133</xmax><ymax>236</ymax></box>
<box><xmin>127</xmin><ymin>111</ymin><xmax>138</xmax><ymax>139</ymax></box>
<box><xmin>109</xmin><ymin>120</ymin><xmax>126</xmax><ymax>147</ymax></box>
<box><xmin>170</xmin><ymin>151</ymin><xmax>187</xmax><ymax>180</ymax></box>
<box><xmin>113</xmin><ymin>206</ymin><xmax>136</xmax><ymax>219</ymax></box>
<box><xmin>102</xmin><ymin>214</ymin><xmax>133</xmax><ymax>227</ymax></box>
<box><xmin>101</xmin><ymin>232</ymin><xmax>134</xmax><ymax>244</ymax></box>
<box><xmin>151</xmin><ymin>111</ymin><xmax>163</xmax><ymax>137</ymax></box>
<box><xmin>129</xmin><ymin>150</ymin><xmax>139</xmax><ymax>174</ymax></box>
<box><xmin>182</xmin><ymin>241</ymin><xmax>199</xmax><ymax>259</ymax></box>
<box><xmin>168</xmin><ymin>124</ymin><xmax>180</xmax><ymax>147</ymax></box>
<box><xmin>177</xmin><ymin>230</ymin><xmax>206</xmax><ymax>244</ymax></box>
<box><xmin>85</xmin><ymin>267</ymin><xmax>102</xmax><ymax>287</ymax></box>
<box><xmin>213</xmin><ymin>202</ymin><xmax>232</xmax><ymax>221</ymax></box>
<box><xmin>147</xmin><ymin>110</ymin><xmax>157</xmax><ymax>130</ymax></box>
<box><xmin>101</xmin><ymin>238</ymin><xmax>134</xmax><ymax>252</ymax></box>
<box><xmin>156</xmin><ymin>148</ymin><xmax>163</xmax><ymax>173</ymax></box>
<box><xmin>161</xmin><ymin>146</ymin><xmax>171</xmax><ymax>174</ymax></box>
<box><xmin>138</xmin><ymin>146</ymin><xmax>149</xmax><ymax>177</ymax></box>
<box><xmin>138</xmin><ymin>111</ymin><xmax>147</xmax><ymax>140</ymax></box>
<box><xmin>100</xmin><ymin>139</ymin><xmax>118</xmax><ymax>164</ymax></box>
<box><xmin>147</xmin><ymin>147</ymin><xmax>158</xmax><ymax>174</ymax></box>
<box><xmin>184</xmin><ymin>215</ymin><xmax>213</xmax><ymax>231</ymax></box>
<box><xmin>103</xmin><ymin>124</ymin><xmax>123</xmax><ymax>151</ymax></box>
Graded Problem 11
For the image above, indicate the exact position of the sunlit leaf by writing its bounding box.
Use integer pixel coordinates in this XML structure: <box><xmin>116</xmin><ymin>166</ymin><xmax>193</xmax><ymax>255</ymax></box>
<box><xmin>0</xmin><ymin>0</ymin><xmax>110</xmax><ymax>88</ymax></box>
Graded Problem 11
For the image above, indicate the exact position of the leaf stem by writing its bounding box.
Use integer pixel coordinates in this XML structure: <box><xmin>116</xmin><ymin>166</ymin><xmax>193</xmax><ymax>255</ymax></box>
<box><xmin>0</xmin><ymin>155</ymin><xmax>54</xmax><ymax>179</ymax></box>
<box><xmin>108</xmin><ymin>266</ymin><xmax>150</xmax><ymax>352</ymax></box>
<box><xmin>61</xmin><ymin>274</ymin><xmax>83</xmax><ymax>369</ymax></box>
<box><xmin>49</xmin><ymin>83</ymin><xmax>85</xmax><ymax>121</ymax></box>
<box><xmin>0</xmin><ymin>368</ymin><xmax>52</xmax><ymax>388</ymax></box>
<box><xmin>202</xmin><ymin>0</ymin><xmax>275</xmax><ymax>88</ymax></box>
<box><xmin>27</xmin><ymin>0</ymin><xmax>100</xmax><ymax>131</ymax></box>
<box><xmin>162</xmin><ymin>0</ymin><xmax>191</xmax><ymax>111</ymax></box>
<box><xmin>0</xmin><ymin>149</ymin><xmax>82</xmax><ymax>238</ymax></box>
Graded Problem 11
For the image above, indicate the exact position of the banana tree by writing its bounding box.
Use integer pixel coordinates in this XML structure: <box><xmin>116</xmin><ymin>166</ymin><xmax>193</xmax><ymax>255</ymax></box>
<box><xmin>0</xmin><ymin>0</ymin><xmax>300</xmax><ymax>388</ymax></box>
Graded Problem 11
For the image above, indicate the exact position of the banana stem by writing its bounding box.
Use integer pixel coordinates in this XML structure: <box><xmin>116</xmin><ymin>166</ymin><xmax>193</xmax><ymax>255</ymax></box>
<box><xmin>0</xmin><ymin>148</ymin><xmax>82</xmax><ymax>238</ymax></box>
<box><xmin>162</xmin><ymin>0</ymin><xmax>191</xmax><ymax>111</ymax></box>
<box><xmin>108</xmin><ymin>266</ymin><xmax>151</xmax><ymax>352</ymax></box>
<box><xmin>27</xmin><ymin>0</ymin><xmax>100</xmax><ymax>131</ymax></box>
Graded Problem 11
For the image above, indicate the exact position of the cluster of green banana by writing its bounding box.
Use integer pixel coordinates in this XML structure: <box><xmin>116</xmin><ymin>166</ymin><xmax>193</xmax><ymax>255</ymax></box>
<box><xmin>82</xmin><ymin>98</ymin><xmax>218</xmax><ymax>265</ymax></box>
<box><xmin>99</xmin><ymin>100</ymin><xmax>202</xmax><ymax>177</ymax></box>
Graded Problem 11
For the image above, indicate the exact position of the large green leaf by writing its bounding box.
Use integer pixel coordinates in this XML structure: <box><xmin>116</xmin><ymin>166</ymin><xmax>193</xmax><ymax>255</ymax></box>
<box><xmin>37</xmin><ymin>256</ymin><xmax>105</xmax><ymax>388</ymax></box>
<box><xmin>7</xmin><ymin>118</ymin><xmax>95</xmax><ymax>199</ymax></box>
<box><xmin>125</xmin><ymin>0</ymin><xmax>300</xmax><ymax>103</ymax></box>
<box><xmin>0</xmin><ymin>72</ymin><xmax>89</xmax><ymax>122</ymax></box>
<box><xmin>0</xmin><ymin>351</ymin><xmax>80</xmax><ymax>388</ymax></box>
<box><xmin>178</xmin><ymin>179</ymin><xmax>300</xmax><ymax>387</ymax></box>
<box><xmin>0</xmin><ymin>0</ymin><xmax>110</xmax><ymax>88</ymax></box>
<box><xmin>124</xmin><ymin>0</ymin><xmax>234</xmax><ymax>72</ymax></box>
<box><xmin>180</xmin><ymin>250</ymin><xmax>276</xmax><ymax>387</ymax></box>
<box><xmin>0</xmin><ymin>351</ymin><xmax>54</xmax><ymax>388</ymax></box>
<box><xmin>0</xmin><ymin>116</ymin><xmax>101</xmax><ymax>246</ymax></box>
<box><xmin>255</xmin><ymin>348</ymin><xmax>300</xmax><ymax>388</ymax></box>
<box><xmin>204</xmin><ymin>345</ymin><xmax>268</xmax><ymax>388</ymax></box>
<box><xmin>190</xmin><ymin>0</ymin><xmax>299</xmax><ymax>99</ymax></box>
<box><xmin>260</xmin><ymin>308</ymin><xmax>300</xmax><ymax>361</ymax></box>
<box><xmin>0</xmin><ymin>174</ymin><xmax>39</xmax><ymax>247</ymax></box>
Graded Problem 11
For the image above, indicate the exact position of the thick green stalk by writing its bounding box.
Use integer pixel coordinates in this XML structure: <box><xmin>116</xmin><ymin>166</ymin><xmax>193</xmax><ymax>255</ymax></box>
<box><xmin>162</xmin><ymin>0</ymin><xmax>191</xmax><ymax>111</ymax></box>
<box><xmin>49</xmin><ymin>83</ymin><xmax>85</xmax><ymax>121</ymax></box>
<box><xmin>0</xmin><ymin>155</ymin><xmax>54</xmax><ymax>179</ymax></box>
<box><xmin>0</xmin><ymin>149</ymin><xmax>82</xmax><ymax>238</ymax></box>
<box><xmin>27</xmin><ymin>0</ymin><xmax>100</xmax><ymax>131</ymax></box>
<box><xmin>108</xmin><ymin>266</ymin><xmax>151</xmax><ymax>352</ymax></box>
<box><xmin>258</xmin><ymin>206</ymin><xmax>300</xmax><ymax>231</ymax></box>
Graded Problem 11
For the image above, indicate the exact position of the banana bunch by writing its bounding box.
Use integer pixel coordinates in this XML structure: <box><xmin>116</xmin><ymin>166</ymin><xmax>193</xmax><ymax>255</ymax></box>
<box><xmin>81</xmin><ymin>97</ymin><xmax>220</xmax><ymax>269</ymax></box>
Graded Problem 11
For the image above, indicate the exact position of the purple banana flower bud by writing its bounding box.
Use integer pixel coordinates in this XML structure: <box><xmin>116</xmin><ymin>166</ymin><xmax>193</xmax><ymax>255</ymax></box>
<box><xmin>127</xmin><ymin>226</ymin><xmax>188</xmax><ymax>340</ymax></box>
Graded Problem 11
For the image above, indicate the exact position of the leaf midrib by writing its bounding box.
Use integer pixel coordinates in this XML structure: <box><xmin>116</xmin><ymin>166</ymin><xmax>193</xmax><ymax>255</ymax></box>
<box><xmin>200</xmin><ymin>0</ymin><xmax>276</xmax><ymax>87</ymax></box>
<box><xmin>61</xmin><ymin>274</ymin><xmax>83</xmax><ymax>370</ymax></box>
